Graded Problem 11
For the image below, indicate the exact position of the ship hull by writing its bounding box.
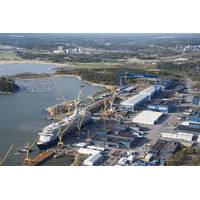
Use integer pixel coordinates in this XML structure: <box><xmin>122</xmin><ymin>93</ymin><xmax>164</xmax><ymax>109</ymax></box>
<box><xmin>37</xmin><ymin>117</ymin><xmax>92</xmax><ymax>150</ymax></box>
<box><xmin>37</xmin><ymin>137</ymin><xmax>59</xmax><ymax>150</ymax></box>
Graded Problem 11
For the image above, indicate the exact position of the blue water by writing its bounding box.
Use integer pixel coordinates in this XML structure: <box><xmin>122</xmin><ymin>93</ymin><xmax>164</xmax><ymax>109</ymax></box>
<box><xmin>0</xmin><ymin>63</ymin><xmax>56</xmax><ymax>76</ymax></box>
<box><xmin>0</xmin><ymin>64</ymin><xmax>102</xmax><ymax>165</ymax></box>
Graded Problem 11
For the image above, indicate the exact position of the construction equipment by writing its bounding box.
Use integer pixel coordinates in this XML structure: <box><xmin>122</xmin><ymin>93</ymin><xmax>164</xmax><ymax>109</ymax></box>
<box><xmin>107</xmin><ymin>90</ymin><xmax>116</xmax><ymax>116</ymax></box>
<box><xmin>0</xmin><ymin>145</ymin><xmax>14</xmax><ymax>166</ymax></box>
<box><xmin>57</xmin><ymin>90</ymin><xmax>69</xmax><ymax>106</ymax></box>
<box><xmin>56</xmin><ymin>115</ymin><xmax>78</xmax><ymax>147</ymax></box>
<box><xmin>57</xmin><ymin>127</ymin><xmax>64</xmax><ymax>147</ymax></box>
<box><xmin>24</xmin><ymin>137</ymin><xmax>39</xmax><ymax>165</ymax></box>
<box><xmin>87</xmin><ymin>95</ymin><xmax>95</xmax><ymax>103</ymax></box>
<box><xmin>77</xmin><ymin>112</ymin><xmax>85</xmax><ymax>138</ymax></box>
<box><xmin>100</xmin><ymin>99</ymin><xmax>110</xmax><ymax>128</ymax></box>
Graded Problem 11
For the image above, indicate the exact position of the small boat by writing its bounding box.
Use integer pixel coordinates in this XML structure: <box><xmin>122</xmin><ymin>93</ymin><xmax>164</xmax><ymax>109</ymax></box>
<box><xmin>80</xmin><ymin>85</ymin><xmax>85</xmax><ymax>88</ymax></box>
<box><xmin>18</xmin><ymin>147</ymin><xmax>33</xmax><ymax>153</ymax></box>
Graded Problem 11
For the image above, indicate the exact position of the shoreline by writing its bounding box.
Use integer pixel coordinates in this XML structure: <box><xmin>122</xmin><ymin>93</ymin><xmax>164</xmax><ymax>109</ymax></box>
<box><xmin>15</xmin><ymin>73</ymin><xmax>114</xmax><ymax>90</ymax></box>
<box><xmin>0</xmin><ymin>59</ymin><xmax>73</xmax><ymax>68</ymax></box>
<box><xmin>0</xmin><ymin>60</ymin><xmax>115</xmax><ymax>90</ymax></box>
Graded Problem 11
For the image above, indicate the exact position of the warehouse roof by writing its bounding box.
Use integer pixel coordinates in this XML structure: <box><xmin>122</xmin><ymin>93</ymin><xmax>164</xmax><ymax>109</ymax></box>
<box><xmin>121</xmin><ymin>86</ymin><xmax>156</xmax><ymax>107</ymax></box>
<box><xmin>83</xmin><ymin>153</ymin><xmax>102</xmax><ymax>166</ymax></box>
<box><xmin>78</xmin><ymin>148</ymin><xmax>100</xmax><ymax>155</ymax></box>
<box><xmin>132</xmin><ymin>110</ymin><xmax>163</xmax><ymax>125</ymax></box>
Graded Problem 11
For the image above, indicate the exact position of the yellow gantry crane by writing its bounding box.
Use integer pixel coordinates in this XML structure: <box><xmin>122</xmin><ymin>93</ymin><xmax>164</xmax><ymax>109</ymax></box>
<box><xmin>57</xmin><ymin>127</ymin><xmax>64</xmax><ymax>148</ymax></box>
<box><xmin>0</xmin><ymin>145</ymin><xmax>14</xmax><ymax>166</ymax></box>
<box><xmin>24</xmin><ymin>136</ymin><xmax>39</xmax><ymax>165</ymax></box>
<box><xmin>56</xmin><ymin>119</ymin><xmax>75</xmax><ymax>148</ymax></box>
<box><xmin>99</xmin><ymin>90</ymin><xmax>117</xmax><ymax>128</ymax></box>
<box><xmin>77</xmin><ymin>112</ymin><xmax>85</xmax><ymax>139</ymax></box>
<box><xmin>107</xmin><ymin>90</ymin><xmax>116</xmax><ymax>116</ymax></box>
<box><xmin>87</xmin><ymin>95</ymin><xmax>95</xmax><ymax>103</ymax></box>
<box><xmin>57</xmin><ymin>90</ymin><xmax>83</xmax><ymax>147</ymax></box>
<box><xmin>100</xmin><ymin>99</ymin><xmax>109</xmax><ymax>128</ymax></box>
<box><xmin>58</xmin><ymin>90</ymin><xmax>68</xmax><ymax>106</ymax></box>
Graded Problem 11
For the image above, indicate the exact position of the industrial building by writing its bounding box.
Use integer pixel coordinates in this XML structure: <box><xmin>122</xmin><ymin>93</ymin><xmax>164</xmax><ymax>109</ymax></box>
<box><xmin>120</xmin><ymin>80</ymin><xmax>174</xmax><ymax>110</ymax></box>
<box><xmin>118</xmin><ymin>157</ymin><xmax>128</xmax><ymax>166</ymax></box>
<box><xmin>120</xmin><ymin>86</ymin><xmax>160</xmax><ymax>109</ymax></box>
<box><xmin>91</xmin><ymin>131</ymin><xmax>137</xmax><ymax>148</ymax></box>
<box><xmin>147</xmin><ymin>100</ymin><xmax>173</xmax><ymax>113</ymax></box>
<box><xmin>192</xmin><ymin>96</ymin><xmax>200</xmax><ymax>106</ymax></box>
<box><xmin>123</xmin><ymin>86</ymin><xmax>136</xmax><ymax>93</ymax></box>
<box><xmin>188</xmin><ymin>110</ymin><xmax>200</xmax><ymax>129</ymax></box>
<box><xmin>83</xmin><ymin>153</ymin><xmax>102</xmax><ymax>166</ymax></box>
<box><xmin>78</xmin><ymin>148</ymin><xmax>103</xmax><ymax>166</ymax></box>
<box><xmin>176</xmin><ymin>125</ymin><xmax>200</xmax><ymax>134</ymax></box>
<box><xmin>161</xmin><ymin>131</ymin><xmax>194</xmax><ymax>142</ymax></box>
<box><xmin>149</xmin><ymin>140</ymin><xmax>180</xmax><ymax>157</ymax></box>
<box><xmin>159</xmin><ymin>80</ymin><xmax>175</xmax><ymax>90</ymax></box>
<box><xmin>132</xmin><ymin>110</ymin><xmax>163</xmax><ymax>125</ymax></box>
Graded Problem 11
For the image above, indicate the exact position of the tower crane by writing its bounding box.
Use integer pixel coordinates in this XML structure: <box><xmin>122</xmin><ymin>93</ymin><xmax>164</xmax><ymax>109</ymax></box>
<box><xmin>0</xmin><ymin>145</ymin><xmax>14</xmax><ymax>166</ymax></box>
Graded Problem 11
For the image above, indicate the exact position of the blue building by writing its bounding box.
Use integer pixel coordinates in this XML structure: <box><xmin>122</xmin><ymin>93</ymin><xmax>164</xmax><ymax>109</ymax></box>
<box><xmin>192</xmin><ymin>96</ymin><xmax>200</xmax><ymax>106</ymax></box>
<box><xmin>188</xmin><ymin>111</ymin><xmax>200</xmax><ymax>129</ymax></box>
<box><xmin>147</xmin><ymin>100</ymin><xmax>173</xmax><ymax>113</ymax></box>
<box><xmin>147</xmin><ymin>104</ymin><xmax>169</xmax><ymax>113</ymax></box>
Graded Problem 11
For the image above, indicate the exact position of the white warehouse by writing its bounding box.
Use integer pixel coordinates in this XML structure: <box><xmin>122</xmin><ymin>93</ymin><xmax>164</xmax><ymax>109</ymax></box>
<box><xmin>78</xmin><ymin>148</ymin><xmax>103</xmax><ymax>166</ymax></box>
<box><xmin>121</xmin><ymin>86</ymin><xmax>161</xmax><ymax>109</ymax></box>
<box><xmin>83</xmin><ymin>153</ymin><xmax>102</xmax><ymax>166</ymax></box>
<box><xmin>132</xmin><ymin>110</ymin><xmax>163</xmax><ymax>125</ymax></box>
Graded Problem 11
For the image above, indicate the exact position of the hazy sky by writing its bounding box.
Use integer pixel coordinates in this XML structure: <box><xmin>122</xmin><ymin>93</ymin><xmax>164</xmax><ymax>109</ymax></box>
<box><xmin>0</xmin><ymin>0</ymin><xmax>199</xmax><ymax>33</ymax></box>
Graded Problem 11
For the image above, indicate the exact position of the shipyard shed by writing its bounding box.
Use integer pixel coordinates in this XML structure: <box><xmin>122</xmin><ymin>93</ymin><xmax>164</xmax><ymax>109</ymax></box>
<box><xmin>161</xmin><ymin>132</ymin><xmax>177</xmax><ymax>139</ymax></box>
<box><xmin>92</xmin><ymin>135</ymin><xmax>137</xmax><ymax>148</ymax></box>
<box><xmin>118</xmin><ymin>157</ymin><xmax>128</xmax><ymax>166</ymax></box>
<box><xmin>87</xmin><ymin>145</ymin><xmax>105</xmax><ymax>152</ymax></box>
<box><xmin>177</xmin><ymin>132</ymin><xmax>194</xmax><ymax>141</ymax></box>
<box><xmin>197</xmin><ymin>135</ymin><xmax>200</xmax><ymax>143</ymax></box>
<box><xmin>161</xmin><ymin>131</ymin><xmax>194</xmax><ymax>142</ymax></box>
<box><xmin>132</xmin><ymin>110</ymin><xmax>163</xmax><ymax>125</ymax></box>
<box><xmin>91</xmin><ymin>131</ymin><xmax>137</xmax><ymax>148</ymax></box>
<box><xmin>120</xmin><ymin>86</ymin><xmax>161</xmax><ymax>109</ymax></box>
<box><xmin>188</xmin><ymin>110</ymin><xmax>200</xmax><ymax>129</ymax></box>
<box><xmin>149</xmin><ymin>140</ymin><xmax>180</xmax><ymax>156</ymax></box>
<box><xmin>78</xmin><ymin>148</ymin><xmax>100</xmax><ymax>155</ymax></box>
<box><xmin>192</xmin><ymin>96</ymin><xmax>200</xmax><ymax>106</ymax></box>
<box><xmin>147</xmin><ymin>100</ymin><xmax>173</xmax><ymax>113</ymax></box>
<box><xmin>124</xmin><ymin>86</ymin><xmax>136</xmax><ymax>93</ymax></box>
<box><xmin>176</xmin><ymin>125</ymin><xmax>200</xmax><ymax>134</ymax></box>
<box><xmin>83</xmin><ymin>153</ymin><xmax>102</xmax><ymax>166</ymax></box>
<box><xmin>159</xmin><ymin>80</ymin><xmax>175</xmax><ymax>90</ymax></box>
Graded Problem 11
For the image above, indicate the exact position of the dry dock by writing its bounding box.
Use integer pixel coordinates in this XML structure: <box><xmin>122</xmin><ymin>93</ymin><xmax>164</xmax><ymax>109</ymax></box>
<box><xmin>24</xmin><ymin>150</ymin><xmax>55</xmax><ymax>166</ymax></box>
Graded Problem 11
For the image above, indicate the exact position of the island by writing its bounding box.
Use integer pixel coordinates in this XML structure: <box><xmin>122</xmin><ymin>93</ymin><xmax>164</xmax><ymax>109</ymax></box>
<box><xmin>0</xmin><ymin>77</ymin><xmax>20</xmax><ymax>93</ymax></box>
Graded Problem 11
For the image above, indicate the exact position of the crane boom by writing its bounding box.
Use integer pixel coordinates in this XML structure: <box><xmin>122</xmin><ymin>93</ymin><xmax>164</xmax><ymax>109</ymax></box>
<box><xmin>0</xmin><ymin>145</ymin><xmax>14</xmax><ymax>165</ymax></box>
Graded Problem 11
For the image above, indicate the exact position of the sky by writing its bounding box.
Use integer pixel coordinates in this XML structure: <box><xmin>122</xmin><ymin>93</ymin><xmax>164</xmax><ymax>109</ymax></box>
<box><xmin>0</xmin><ymin>0</ymin><xmax>199</xmax><ymax>33</ymax></box>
